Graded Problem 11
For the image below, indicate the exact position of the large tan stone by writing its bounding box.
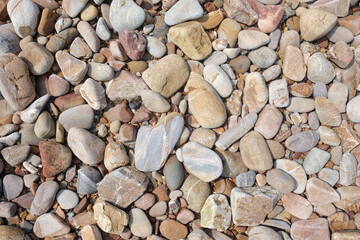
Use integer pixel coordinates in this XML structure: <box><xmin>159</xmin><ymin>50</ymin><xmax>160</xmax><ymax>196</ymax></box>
<box><xmin>243</xmin><ymin>72</ymin><xmax>268</xmax><ymax>113</ymax></box>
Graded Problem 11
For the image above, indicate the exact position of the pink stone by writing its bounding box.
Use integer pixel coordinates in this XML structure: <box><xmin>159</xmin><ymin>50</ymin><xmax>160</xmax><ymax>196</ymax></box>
<box><xmin>249</xmin><ymin>0</ymin><xmax>285</xmax><ymax>33</ymax></box>
<box><xmin>290</xmin><ymin>218</ymin><xmax>330</xmax><ymax>240</ymax></box>
<box><xmin>282</xmin><ymin>193</ymin><xmax>313</xmax><ymax>220</ymax></box>
<box><xmin>47</xmin><ymin>74</ymin><xmax>70</xmax><ymax>97</ymax></box>
<box><xmin>119</xmin><ymin>30</ymin><xmax>146</xmax><ymax>60</ymax></box>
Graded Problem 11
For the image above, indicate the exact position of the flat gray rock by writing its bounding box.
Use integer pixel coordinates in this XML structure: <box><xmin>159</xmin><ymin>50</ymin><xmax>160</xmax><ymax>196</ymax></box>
<box><xmin>77</xmin><ymin>166</ymin><xmax>102</xmax><ymax>195</ymax></box>
<box><xmin>303</xmin><ymin>148</ymin><xmax>331</xmax><ymax>175</ymax></box>
<box><xmin>164</xmin><ymin>0</ymin><xmax>203</xmax><ymax>26</ymax></box>
<box><xmin>285</xmin><ymin>131</ymin><xmax>319</xmax><ymax>152</ymax></box>
<box><xmin>30</xmin><ymin>181</ymin><xmax>59</xmax><ymax>216</ymax></box>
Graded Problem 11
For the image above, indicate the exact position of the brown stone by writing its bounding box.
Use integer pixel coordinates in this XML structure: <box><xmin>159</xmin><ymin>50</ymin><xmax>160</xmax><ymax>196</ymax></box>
<box><xmin>0</xmin><ymin>0</ymin><xmax>9</xmax><ymax>21</ymax></box>
<box><xmin>328</xmin><ymin>212</ymin><xmax>350</xmax><ymax>232</ymax></box>
<box><xmin>118</xmin><ymin>30</ymin><xmax>146</xmax><ymax>60</ymax></box>
<box><xmin>160</xmin><ymin>220</ymin><xmax>188</xmax><ymax>240</ymax></box>
<box><xmin>338</xmin><ymin>15</ymin><xmax>360</xmax><ymax>35</ymax></box>
<box><xmin>214</xmin><ymin>179</ymin><xmax>236</xmax><ymax>198</ymax></box>
<box><xmin>289</xmin><ymin>83</ymin><xmax>312</xmax><ymax>97</ymax></box>
<box><xmin>54</xmin><ymin>94</ymin><xmax>86</xmax><ymax>112</ymax></box>
<box><xmin>290</xmin><ymin>218</ymin><xmax>330</xmax><ymax>240</ymax></box>
<box><xmin>282</xmin><ymin>193</ymin><xmax>313</xmax><ymax>220</ymax></box>
<box><xmin>103</xmin><ymin>102</ymin><xmax>134</xmax><ymax>123</ymax></box>
<box><xmin>38</xmin><ymin>8</ymin><xmax>58</xmax><ymax>36</ymax></box>
<box><xmin>315</xmin><ymin>97</ymin><xmax>341</xmax><ymax>127</ymax></box>
<box><xmin>196</xmin><ymin>9</ymin><xmax>224</xmax><ymax>30</ymax></box>
<box><xmin>334</xmin><ymin>120</ymin><xmax>360</xmax><ymax>153</ymax></box>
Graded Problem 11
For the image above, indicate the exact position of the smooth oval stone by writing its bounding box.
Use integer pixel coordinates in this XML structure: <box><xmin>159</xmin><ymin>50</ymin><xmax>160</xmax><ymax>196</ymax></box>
<box><xmin>218</xmin><ymin>18</ymin><xmax>241</xmax><ymax>48</ymax></box>
<box><xmin>160</xmin><ymin>220</ymin><xmax>188</xmax><ymax>240</ymax></box>
<box><xmin>181</xmin><ymin>174</ymin><xmax>210</xmax><ymax>213</ymax></box>
<box><xmin>290</xmin><ymin>218</ymin><xmax>330</xmax><ymax>240</ymax></box>
<box><xmin>164</xmin><ymin>0</ymin><xmax>203</xmax><ymax>26</ymax></box>
<box><xmin>77</xmin><ymin>21</ymin><xmax>100</xmax><ymax>53</ymax></box>
<box><xmin>67</xmin><ymin>127</ymin><xmax>105</xmax><ymax>165</ymax></box>
<box><xmin>56</xmin><ymin>190</ymin><xmax>79</xmax><ymax>209</ymax></box>
<box><xmin>236</xmin><ymin>171</ymin><xmax>256</xmax><ymax>188</ymax></box>
<box><xmin>248</xmin><ymin>47</ymin><xmax>277</xmax><ymax>69</ymax></box>
<box><xmin>185</xmin><ymin>72</ymin><xmax>226</xmax><ymax>128</ymax></box>
<box><xmin>80</xmin><ymin>78</ymin><xmax>107</xmax><ymax>110</ymax></box>
<box><xmin>168</xmin><ymin>21</ymin><xmax>212</xmax><ymax>60</ymax></box>
<box><xmin>48</xmin><ymin>74</ymin><xmax>70</xmax><ymax>97</ymax></box>
<box><xmin>263</xmin><ymin>65</ymin><xmax>281</xmax><ymax>82</ymax></box>
<box><xmin>129</xmin><ymin>208</ymin><xmax>152</xmax><ymax>237</ymax></box>
<box><xmin>33</xmin><ymin>213</ymin><xmax>70</xmax><ymax>238</ymax></box>
<box><xmin>328</xmin><ymin>41</ymin><xmax>353</xmax><ymax>68</ymax></box>
<box><xmin>46</xmin><ymin>28</ymin><xmax>79</xmax><ymax>53</ymax></box>
<box><xmin>200</xmin><ymin>194</ymin><xmax>231</xmax><ymax>232</ymax></box>
<box><xmin>30</xmin><ymin>181</ymin><xmax>59</xmax><ymax>216</ymax></box>
<box><xmin>237</xmin><ymin>30</ymin><xmax>270</xmax><ymax>50</ymax></box>
<box><xmin>203</xmin><ymin>64</ymin><xmax>233</xmax><ymax>98</ymax></box>
<box><xmin>87</xmin><ymin>62</ymin><xmax>114</xmax><ymax>81</ymax></box>
<box><xmin>34</xmin><ymin>111</ymin><xmax>55</xmax><ymax>139</ymax></box>
<box><xmin>3</xmin><ymin>174</ymin><xmax>23</xmax><ymax>200</ymax></box>
<box><xmin>268</xmin><ymin>79</ymin><xmax>289</xmax><ymax>108</ymax></box>
<box><xmin>182</xmin><ymin>142</ymin><xmax>223</xmax><ymax>182</ymax></box>
<box><xmin>327</xmin><ymin>26</ymin><xmax>354</xmax><ymax>43</ymax></box>
<box><xmin>7</xmin><ymin>0</ymin><xmax>40</xmax><ymax>38</ymax></box>
<box><xmin>142</xmin><ymin>54</ymin><xmax>189</xmax><ymax>98</ymax></box>
<box><xmin>239</xmin><ymin>131</ymin><xmax>273</xmax><ymax>171</ymax></box>
<box><xmin>109</xmin><ymin>0</ymin><xmax>145</xmax><ymax>33</ymax></box>
<box><xmin>96</xmin><ymin>17</ymin><xmax>111</xmax><ymax>41</ymax></box>
<box><xmin>249</xmin><ymin>226</ymin><xmax>282</xmax><ymax>240</ymax></box>
<box><xmin>77</xmin><ymin>166</ymin><xmax>102</xmax><ymax>195</ymax></box>
<box><xmin>243</xmin><ymin>72</ymin><xmax>268</xmax><ymax>114</ymax></box>
<box><xmin>0</xmin><ymin>30</ymin><xmax>20</xmax><ymax>55</ymax></box>
<box><xmin>146</xmin><ymin>36</ymin><xmax>167</xmax><ymax>58</ymax></box>
<box><xmin>315</xmin><ymin>97</ymin><xmax>341</xmax><ymax>127</ymax></box>
<box><xmin>282</xmin><ymin>193</ymin><xmax>313</xmax><ymax>220</ymax></box>
<box><xmin>307</xmin><ymin>52</ymin><xmax>335</xmax><ymax>84</ymax></box>
<box><xmin>62</xmin><ymin>0</ymin><xmax>88</xmax><ymax>18</ymax></box>
<box><xmin>266</xmin><ymin>169</ymin><xmax>295</xmax><ymax>193</ymax></box>
<box><xmin>59</xmin><ymin>104</ymin><xmax>94</xmax><ymax>131</ymax></box>
<box><xmin>18</xmin><ymin>42</ymin><xmax>54</xmax><ymax>76</ymax></box>
<box><xmin>141</xmin><ymin>90</ymin><xmax>170</xmax><ymax>113</ymax></box>
<box><xmin>104</xmin><ymin>141</ymin><xmax>129</xmax><ymax>171</ymax></box>
<box><xmin>339</xmin><ymin>152</ymin><xmax>357</xmax><ymax>186</ymax></box>
<box><xmin>278</xmin><ymin>30</ymin><xmax>300</xmax><ymax>58</ymax></box>
<box><xmin>306</xmin><ymin>177</ymin><xmax>340</xmax><ymax>206</ymax></box>
<box><xmin>97</xmin><ymin>166</ymin><xmax>149</xmax><ymax>208</ymax></box>
<box><xmin>55</xmin><ymin>50</ymin><xmax>88</xmax><ymax>85</ymax></box>
<box><xmin>303</xmin><ymin>148</ymin><xmax>331</xmax><ymax>174</ymax></box>
<box><xmin>285</xmin><ymin>131</ymin><xmax>319</xmax><ymax>152</ymax></box>
<box><xmin>163</xmin><ymin>156</ymin><xmax>185</xmax><ymax>191</ymax></box>
<box><xmin>283</xmin><ymin>45</ymin><xmax>306</xmax><ymax>82</ymax></box>
<box><xmin>69</xmin><ymin>37</ymin><xmax>92</xmax><ymax>59</ymax></box>
<box><xmin>255</xmin><ymin>104</ymin><xmax>282</xmax><ymax>139</ymax></box>
<box><xmin>275</xmin><ymin>159</ymin><xmax>307</xmax><ymax>194</ymax></box>
<box><xmin>328</xmin><ymin>82</ymin><xmax>348</xmax><ymax>113</ymax></box>
<box><xmin>318</xmin><ymin>168</ymin><xmax>339</xmax><ymax>186</ymax></box>
<box><xmin>257</xmin><ymin>4</ymin><xmax>285</xmax><ymax>34</ymax></box>
<box><xmin>347</xmin><ymin>95</ymin><xmax>360</xmax><ymax>123</ymax></box>
<box><xmin>318</xmin><ymin>126</ymin><xmax>340</xmax><ymax>146</ymax></box>
<box><xmin>334</xmin><ymin>186</ymin><xmax>360</xmax><ymax>210</ymax></box>
<box><xmin>300</xmin><ymin>9</ymin><xmax>337</xmax><ymax>42</ymax></box>
<box><xmin>0</xmin><ymin>202</ymin><xmax>17</xmax><ymax>218</ymax></box>
<box><xmin>286</xmin><ymin>97</ymin><xmax>315</xmax><ymax>113</ymax></box>
<box><xmin>189</xmin><ymin>128</ymin><xmax>216</xmax><ymax>149</ymax></box>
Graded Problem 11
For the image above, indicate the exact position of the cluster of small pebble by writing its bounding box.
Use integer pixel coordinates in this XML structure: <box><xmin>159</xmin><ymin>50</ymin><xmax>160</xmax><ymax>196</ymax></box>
<box><xmin>0</xmin><ymin>0</ymin><xmax>360</xmax><ymax>239</ymax></box>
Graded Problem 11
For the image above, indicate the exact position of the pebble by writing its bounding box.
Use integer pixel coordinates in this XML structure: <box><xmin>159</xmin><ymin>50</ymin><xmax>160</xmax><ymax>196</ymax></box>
<box><xmin>181</xmin><ymin>175</ymin><xmax>210</xmax><ymax>213</ymax></box>
<box><xmin>142</xmin><ymin>54</ymin><xmax>189</xmax><ymax>98</ymax></box>
<box><xmin>7</xmin><ymin>0</ymin><xmax>40</xmax><ymax>38</ymax></box>
<box><xmin>80</xmin><ymin>78</ymin><xmax>107</xmax><ymax>110</ymax></box>
<box><xmin>164</xmin><ymin>0</ymin><xmax>203</xmax><ymax>26</ymax></box>
<box><xmin>69</xmin><ymin>37</ymin><xmax>92</xmax><ymax>59</ymax></box>
<box><xmin>239</xmin><ymin>131</ymin><xmax>273</xmax><ymax>171</ymax></box>
<box><xmin>255</xmin><ymin>104</ymin><xmax>283</xmax><ymax>139</ymax></box>
<box><xmin>268</xmin><ymin>79</ymin><xmax>289</xmax><ymax>107</ymax></box>
<box><xmin>249</xmin><ymin>226</ymin><xmax>282</xmax><ymax>240</ymax></box>
<box><xmin>160</xmin><ymin>220</ymin><xmax>188</xmax><ymax>240</ymax></box>
<box><xmin>236</xmin><ymin>171</ymin><xmax>256</xmax><ymax>188</ymax></box>
<box><xmin>185</xmin><ymin>72</ymin><xmax>226</xmax><ymax>128</ymax></box>
<box><xmin>0</xmin><ymin>124</ymin><xmax>19</xmax><ymax>137</ymax></box>
<box><xmin>285</xmin><ymin>130</ymin><xmax>319</xmax><ymax>152</ymax></box>
<box><xmin>0</xmin><ymin>226</ymin><xmax>29</xmax><ymax>239</ymax></box>
<box><xmin>59</xmin><ymin>104</ymin><xmax>94</xmax><ymax>131</ymax></box>
<box><xmin>56</xmin><ymin>190</ymin><xmax>79</xmax><ymax>209</ymax></box>
<box><xmin>134</xmin><ymin>193</ymin><xmax>156</xmax><ymax>210</ymax></box>
<box><xmin>0</xmin><ymin>54</ymin><xmax>36</xmax><ymax>111</ymax></box>
<box><xmin>177</xmin><ymin>209</ymin><xmax>195</xmax><ymax>224</ymax></box>
<box><xmin>346</xmin><ymin>95</ymin><xmax>360</xmax><ymax>123</ymax></box>
<box><xmin>303</xmin><ymin>148</ymin><xmax>331</xmax><ymax>175</ymax></box>
<box><xmin>87</xmin><ymin>62</ymin><xmax>114</xmax><ymax>81</ymax></box>
<box><xmin>97</xmin><ymin>166</ymin><xmax>149</xmax><ymax>208</ymax></box>
<box><xmin>141</xmin><ymin>90</ymin><xmax>170</xmax><ymax>113</ymax></box>
<box><xmin>18</xmin><ymin>42</ymin><xmax>54</xmax><ymax>76</ymax></box>
<box><xmin>104</xmin><ymin>141</ymin><xmax>129</xmax><ymax>171</ymax></box>
<box><xmin>200</xmin><ymin>194</ymin><xmax>231</xmax><ymax>231</ymax></box>
<box><xmin>129</xmin><ymin>208</ymin><xmax>152</xmax><ymax>237</ymax></box>
<box><xmin>46</xmin><ymin>28</ymin><xmax>79</xmax><ymax>53</ymax></box>
<box><xmin>290</xmin><ymin>218</ymin><xmax>330</xmax><ymax>240</ymax></box>
<box><xmin>307</xmin><ymin>52</ymin><xmax>335</xmax><ymax>84</ymax></box>
<box><xmin>55</xmin><ymin>50</ymin><xmax>88</xmax><ymax>85</ymax></box>
<box><xmin>182</xmin><ymin>142</ymin><xmax>223</xmax><ymax>182</ymax></box>
<box><xmin>55</xmin><ymin>17</ymin><xmax>72</xmax><ymax>33</ymax></box>
<box><xmin>283</xmin><ymin>45</ymin><xmax>306</xmax><ymax>81</ymax></box>
<box><xmin>30</xmin><ymin>181</ymin><xmax>59</xmax><ymax>216</ymax></box>
<box><xmin>243</xmin><ymin>72</ymin><xmax>268</xmax><ymax>113</ymax></box>
<box><xmin>310</xmin><ymin>0</ymin><xmax>349</xmax><ymax>17</ymax></box>
<box><xmin>77</xmin><ymin>166</ymin><xmax>102</xmax><ymax>195</ymax></box>
<box><xmin>306</xmin><ymin>177</ymin><xmax>340</xmax><ymax>206</ymax></box>
<box><xmin>80</xmin><ymin>3</ymin><xmax>98</xmax><ymax>21</ymax></box>
<box><xmin>203</xmin><ymin>64</ymin><xmax>233</xmax><ymax>98</ymax></box>
<box><xmin>231</xmin><ymin>186</ymin><xmax>281</xmax><ymax>226</ymax></box>
<box><xmin>77</xmin><ymin>21</ymin><xmax>100</xmax><ymax>53</ymax></box>
<box><xmin>163</xmin><ymin>156</ymin><xmax>185</xmax><ymax>191</ymax></box>
<box><xmin>81</xmin><ymin>225</ymin><xmax>102</xmax><ymax>240</ymax></box>
<box><xmin>96</xmin><ymin>17</ymin><xmax>111</xmax><ymax>41</ymax></box>
<box><xmin>237</xmin><ymin>30</ymin><xmax>270</xmax><ymax>50</ymax></box>
<box><xmin>39</xmin><ymin>140</ymin><xmax>72</xmax><ymax>177</ymax></box>
<box><xmin>318</xmin><ymin>126</ymin><xmax>340</xmax><ymax>146</ymax></box>
<box><xmin>328</xmin><ymin>82</ymin><xmax>348</xmax><ymax>113</ymax></box>
<box><xmin>224</xmin><ymin>0</ymin><xmax>258</xmax><ymax>25</ymax></box>
<box><xmin>262</xmin><ymin>65</ymin><xmax>281</xmax><ymax>82</ymax></box>
<box><xmin>326</xmin><ymin>26</ymin><xmax>354</xmax><ymax>43</ymax></box>
<box><xmin>0</xmin><ymin>202</ymin><xmax>17</xmax><ymax>218</ymax></box>
<box><xmin>329</xmin><ymin>41</ymin><xmax>353</xmax><ymax>69</ymax></box>
<box><xmin>48</xmin><ymin>74</ymin><xmax>70</xmax><ymax>97</ymax></box>
<box><xmin>248</xmin><ymin>47</ymin><xmax>277</xmax><ymax>69</ymax></box>
<box><xmin>339</xmin><ymin>152</ymin><xmax>357</xmax><ymax>186</ymax></box>
<box><xmin>20</xmin><ymin>94</ymin><xmax>49</xmax><ymax>123</ymax></box>
<box><xmin>257</xmin><ymin>4</ymin><xmax>285</xmax><ymax>33</ymax></box>
<box><xmin>300</xmin><ymin>9</ymin><xmax>337</xmax><ymax>41</ymax></box>
<box><xmin>282</xmin><ymin>193</ymin><xmax>313</xmax><ymax>220</ymax></box>
<box><xmin>315</xmin><ymin>97</ymin><xmax>341</xmax><ymax>127</ymax></box>
<box><xmin>149</xmin><ymin>201</ymin><xmax>167</xmax><ymax>217</ymax></box>
<box><xmin>3</xmin><ymin>174</ymin><xmax>23</xmax><ymax>200</ymax></box>
<box><xmin>146</xmin><ymin>37</ymin><xmax>167</xmax><ymax>58</ymax></box>
<box><xmin>34</xmin><ymin>111</ymin><xmax>55</xmax><ymax>139</ymax></box>
<box><xmin>67</xmin><ymin>127</ymin><xmax>105</xmax><ymax>165</ymax></box>
<box><xmin>218</xmin><ymin>19</ymin><xmax>241</xmax><ymax>48</ymax></box>
<box><xmin>119</xmin><ymin>30</ymin><xmax>146</xmax><ymax>60</ymax></box>
<box><xmin>62</xmin><ymin>0</ymin><xmax>88</xmax><ymax>18</ymax></box>
<box><xmin>34</xmin><ymin>213</ymin><xmax>70</xmax><ymax>238</ymax></box>
<box><xmin>275</xmin><ymin>159</ymin><xmax>307</xmax><ymax>194</ymax></box>
<box><xmin>266</xmin><ymin>169</ymin><xmax>296</xmax><ymax>193</ymax></box>
<box><xmin>134</xmin><ymin>113</ymin><xmax>183</xmax><ymax>171</ymax></box>
<box><xmin>318</xmin><ymin>168</ymin><xmax>339</xmax><ymax>186</ymax></box>
<box><xmin>168</xmin><ymin>21</ymin><xmax>212</xmax><ymax>60</ymax></box>
<box><xmin>109</xmin><ymin>0</ymin><xmax>145</xmax><ymax>33</ymax></box>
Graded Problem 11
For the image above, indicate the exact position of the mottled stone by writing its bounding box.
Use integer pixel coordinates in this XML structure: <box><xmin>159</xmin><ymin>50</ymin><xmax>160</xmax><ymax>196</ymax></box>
<box><xmin>315</xmin><ymin>97</ymin><xmax>341</xmax><ymax>127</ymax></box>
<box><xmin>282</xmin><ymin>193</ymin><xmax>312</xmax><ymax>220</ymax></box>
<box><xmin>275</xmin><ymin>159</ymin><xmax>307</xmax><ymax>194</ymax></box>
<box><xmin>266</xmin><ymin>169</ymin><xmax>295</xmax><ymax>193</ymax></box>
<box><xmin>243</xmin><ymin>72</ymin><xmax>268</xmax><ymax>113</ymax></box>
<box><xmin>268</xmin><ymin>79</ymin><xmax>289</xmax><ymax>107</ymax></box>
<box><xmin>306</xmin><ymin>178</ymin><xmax>340</xmax><ymax>206</ymax></box>
<box><xmin>181</xmin><ymin>174</ymin><xmax>211</xmax><ymax>213</ymax></box>
<box><xmin>164</xmin><ymin>0</ymin><xmax>203</xmax><ymax>26</ymax></box>
<box><xmin>255</xmin><ymin>104</ymin><xmax>282</xmax><ymax>139</ymax></box>
<box><xmin>30</xmin><ymin>181</ymin><xmax>59</xmax><ymax>216</ymax></box>
<box><xmin>224</xmin><ymin>0</ymin><xmax>258</xmax><ymax>25</ymax></box>
<box><xmin>200</xmin><ymin>194</ymin><xmax>231</xmax><ymax>231</ymax></box>
<box><xmin>34</xmin><ymin>213</ymin><xmax>70</xmax><ymax>238</ymax></box>
<box><xmin>303</xmin><ymin>148</ymin><xmax>331</xmax><ymax>175</ymax></box>
<box><xmin>283</xmin><ymin>45</ymin><xmax>306</xmax><ymax>82</ymax></box>
<box><xmin>237</xmin><ymin>30</ymin><xmax>269</xmax><ymax>50</ymax></box>
<box><xmin>290</xmin><ymin>218</ymin><xmax>330</xmax><ymax>240</ymax></box>
<box><xmin>55</xmin><ymin>50</ymin><xmax>88</xmax><ymax>85</ymax></box>
<box><xmin>285</xmin><ymin>131</ymin><xmax>319</xmax><ymax>152</ymax></box>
